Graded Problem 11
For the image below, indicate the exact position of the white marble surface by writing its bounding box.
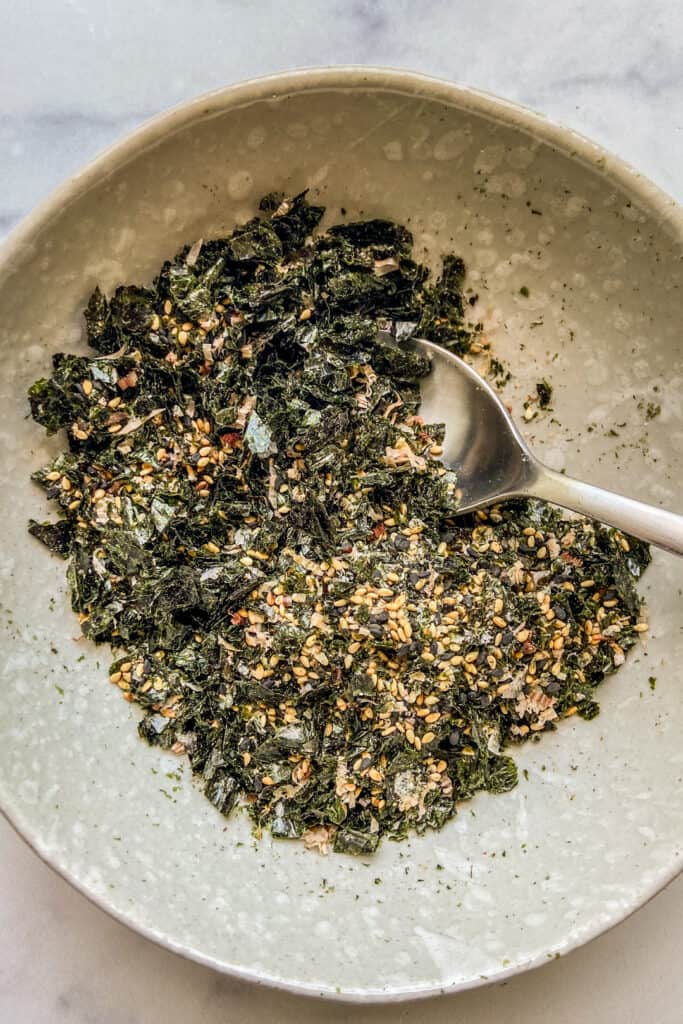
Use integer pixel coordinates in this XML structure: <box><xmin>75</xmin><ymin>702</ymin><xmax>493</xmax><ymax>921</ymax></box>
<box><xmin>2</xmin><ymin>1</ymin><xmax>683</xmax><ymax>1020</ymax></box>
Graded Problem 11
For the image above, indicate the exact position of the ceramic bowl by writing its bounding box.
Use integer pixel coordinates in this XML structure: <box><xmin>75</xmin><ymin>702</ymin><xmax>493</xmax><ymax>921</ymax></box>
<box><xmin>1</xmin><ymin>68</ymin><xmax>681</xmax><ymax>1003</ymax></box>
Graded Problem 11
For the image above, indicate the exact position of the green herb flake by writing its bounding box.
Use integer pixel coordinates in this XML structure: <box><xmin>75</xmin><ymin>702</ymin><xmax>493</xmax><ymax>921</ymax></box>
<box><xmin>536</xmin><ymin>379</ymin><xmax>553</xmax><ymax>409</ymax></box>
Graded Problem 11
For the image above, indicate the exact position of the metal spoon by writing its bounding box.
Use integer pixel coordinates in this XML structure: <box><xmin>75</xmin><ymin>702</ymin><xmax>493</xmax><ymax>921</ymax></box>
<box><xmin>413</xmin><ymin>337</ymin><xmax>683</xmax><ymax>555</ymax></box>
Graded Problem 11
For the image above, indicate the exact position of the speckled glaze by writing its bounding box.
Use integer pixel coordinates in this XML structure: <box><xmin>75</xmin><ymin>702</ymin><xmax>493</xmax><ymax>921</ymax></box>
<box><xmin>0</xmin><ymin>69</ymin><xmax>681</xmax><ymax>1003</ymax></box>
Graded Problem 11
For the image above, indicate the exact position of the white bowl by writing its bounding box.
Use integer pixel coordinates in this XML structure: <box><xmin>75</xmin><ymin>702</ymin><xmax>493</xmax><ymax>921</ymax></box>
<box><xmin>0</xmin><ymin>68</ymin><xmax>681</xmax><ymax>1002</ymax></box>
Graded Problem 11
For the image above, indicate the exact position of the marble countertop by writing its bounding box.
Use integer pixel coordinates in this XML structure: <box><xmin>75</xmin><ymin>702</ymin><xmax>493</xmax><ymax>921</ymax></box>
<box><xmin>2</xmin><ymin>1</ymin><xmax>682</xmax><ymax>1020</ymax></box>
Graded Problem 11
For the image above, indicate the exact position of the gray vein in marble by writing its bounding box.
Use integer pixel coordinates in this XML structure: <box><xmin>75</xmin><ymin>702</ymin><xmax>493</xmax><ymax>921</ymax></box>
<box><xmin>2</xmin><ymin>0</ymin><xmax>683</xmax><ymax>237</ymax></box>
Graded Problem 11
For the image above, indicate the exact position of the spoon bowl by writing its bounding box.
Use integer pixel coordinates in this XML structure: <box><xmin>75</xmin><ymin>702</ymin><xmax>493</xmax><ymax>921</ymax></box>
<box><xmin>416</xmin><ymin>337</ymin><xmax>535</xmax><ymax>510</ymax></box>
<box><xmin>414</xmin><ymin>337</ymin><xmax>683</xmax><ymax>554</ymax></box>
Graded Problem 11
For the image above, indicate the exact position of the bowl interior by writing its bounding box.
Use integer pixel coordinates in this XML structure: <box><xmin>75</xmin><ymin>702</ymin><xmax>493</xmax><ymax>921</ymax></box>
<box><xmin>0</xmin><ymin>71</ymin><xmax>682</xmax><ymax>1000</ymax></box>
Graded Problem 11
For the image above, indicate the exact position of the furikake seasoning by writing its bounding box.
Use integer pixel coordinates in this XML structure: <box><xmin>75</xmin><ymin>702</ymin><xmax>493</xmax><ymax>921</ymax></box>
<box><xmin>27</xmin><ymin>191</ymin><xmax>650</xmax><ymax>855</ymax></box>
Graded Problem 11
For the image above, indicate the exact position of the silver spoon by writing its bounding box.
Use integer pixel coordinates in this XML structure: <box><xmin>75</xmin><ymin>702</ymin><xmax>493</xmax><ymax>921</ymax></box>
<box><xmin>412</xmin><ymin>337</ymin><xmax>683</xmax><ymax>555</ymax></box>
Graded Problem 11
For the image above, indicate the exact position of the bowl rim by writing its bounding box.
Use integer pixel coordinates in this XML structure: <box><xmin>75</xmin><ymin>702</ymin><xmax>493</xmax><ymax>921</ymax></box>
<box><xmin>1</xmin><ymin>65</ymin><xmax>682</xmax><ymax>1004</ymax></box>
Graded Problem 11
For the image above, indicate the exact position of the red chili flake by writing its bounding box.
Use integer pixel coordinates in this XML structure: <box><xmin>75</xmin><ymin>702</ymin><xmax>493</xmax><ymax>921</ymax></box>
<box><xmin>231</xmin><ymin>612</ymin><xmax>247</xmax><ymax>626</ymax></box>
<box><xmin>117</xmin><ymin>370</ymin><xmax>139</xmax><ymax>390</ymax></box>
<box><xmin>221</xmin><ymin>432</ymin><xmax>242</xmax><ymax>449</ymax></box>
<box><xmin>371</xmin><ymin>523</ymin><xmax>386</xmax><ymax>541</ymax></box>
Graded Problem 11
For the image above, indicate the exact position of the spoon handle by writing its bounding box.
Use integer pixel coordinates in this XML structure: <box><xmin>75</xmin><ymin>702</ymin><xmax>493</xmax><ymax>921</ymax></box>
<box><xmin>528</xmin><ymin>465</ymin><xmax>683</xmax><ymax>556</ymax></box>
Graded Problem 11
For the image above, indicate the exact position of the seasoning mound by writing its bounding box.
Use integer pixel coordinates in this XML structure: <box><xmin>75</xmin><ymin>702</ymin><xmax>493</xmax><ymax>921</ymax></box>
<box><xmin>27</xmin><ymin>192</ymin><xmax>649</xmax><ymax>855</ymax></box>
